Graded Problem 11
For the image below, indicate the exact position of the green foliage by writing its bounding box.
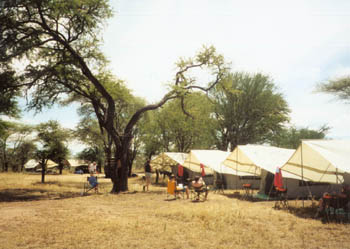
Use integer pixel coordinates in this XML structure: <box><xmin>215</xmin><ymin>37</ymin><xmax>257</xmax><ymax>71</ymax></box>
<box><xmin>0</xmin><ymin>121</ymin><xmax>35</xmax><ymax>171</ymax></box>
<box><xmin>153</xmin><ymin>92</ymin><xmax>216</xmax><ymax>152</ymax></box>
<box><xmin>317</xmin><ymin>77</ymin><xmax>350</xmax><ymax>103</ymax></box>
<box><xmin>0</xmin><ymin>0</ymin><xmax>113</xmax><ymax>111</ymax></box>
<box><xmin>269</xmin><ymin>125</ymin><xmax>330</xmax><ymax>149</ymax></box>
<box><xmin>0</xmin><ymin>67</ymin><xmax>21</xmax><ymax>118</ymax></box>
<box><xmin>210</xmin><ymin>72</ymin><xmax>290</xmax><ymax>150</ymax></box>
<box><xmin>35</xmin><ymin>120</ymin><xmax>70</xmax><ymax>165</ymax></box>
<box><xmin>77</xmin><ymin>146</ymin><xmax>103</xmax><ymax>164</ymax></box>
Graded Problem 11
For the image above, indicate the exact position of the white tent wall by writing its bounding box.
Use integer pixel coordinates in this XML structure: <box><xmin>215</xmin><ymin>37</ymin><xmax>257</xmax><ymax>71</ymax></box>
<box><xmin>259</xmin><ymin>169</ymin><xmax>346</xmax><ymax>199</ymax></box>
<box><xmin>222</xmin><ymin>174</ymin><xmax>260</xmax><ymax>189</ymax></box>
<box><xmin>283</xmin><ymin>178</ymin><xmax>343</xmax><ymax>199</ymax></box>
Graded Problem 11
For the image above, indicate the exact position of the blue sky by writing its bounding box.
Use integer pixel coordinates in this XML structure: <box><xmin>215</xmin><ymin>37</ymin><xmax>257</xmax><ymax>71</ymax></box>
<box><xmin>16</xmin><ymin>0</ymin><xmax>350</xmax><ymax>153</ymax></box>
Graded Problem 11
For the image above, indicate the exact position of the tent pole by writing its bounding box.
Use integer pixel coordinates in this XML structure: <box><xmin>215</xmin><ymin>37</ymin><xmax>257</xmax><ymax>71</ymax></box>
<box><xmin>336</xmin><ymin>168</ymin><xmax>338</xmax><ymax>185</ymax></box>
<box><xmin>301</xmin><ymin>142</ymin><xmax>304</xmax><ymax>208</ymax></box>
<box><xmin>236</xmin><ymin>147</ymin><xmax>238</xmax><ymax>190</ymax></box>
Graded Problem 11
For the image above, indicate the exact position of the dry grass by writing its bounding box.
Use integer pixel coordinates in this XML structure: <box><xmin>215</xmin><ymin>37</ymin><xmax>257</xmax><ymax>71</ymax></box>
<box><xmin>0</xmin><ymin>173</ymin><xmax>349</xmax><ymax>249</ymax></box>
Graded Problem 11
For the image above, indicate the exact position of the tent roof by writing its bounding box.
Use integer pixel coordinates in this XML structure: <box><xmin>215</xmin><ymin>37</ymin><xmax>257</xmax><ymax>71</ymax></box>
<box><xmin>183</xmin><ymin>150</ymin><xmax>250</xmax><ymax>175</ymax></box>
<box><xmin>150</xmin><ymin>152</ymin><xmax>188</xmax><ymax>171</ymax></box>
<box><xmin>223</xmin><ymin>144</ymin><xmax>300</xmax><ymax>179</ymax></box>
<box><xmin>24</xmin><ymin>159</ymin><xmax>38</xmax><ymax>169</ymax></box>
<box><xmin>46</xmin><ymin>160</ymin><xmax>58</xmax><ymax>168</ymax></box>
<box><xmin>281</xmin><ymin>139</ymin><xmax>350</xmax><ymax>183</ymax></box>
<box><xmin>67</xmin><ymin>159</ymin><xmax>87</xmax><ymax>167</ymax></box>
<box><xmin>24</xmin><ymin>159</ymin><xmax>58</xmax><ymax>169</ymax></box>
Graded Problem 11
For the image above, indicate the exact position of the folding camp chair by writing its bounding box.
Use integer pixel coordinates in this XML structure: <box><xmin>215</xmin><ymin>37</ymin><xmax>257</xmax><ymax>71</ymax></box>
<box><xmin>166</xmin><ymin>179</ymin><xmax>184</xmax><ymax>200</ymax></box>
<box><xmin>274</xmin><ymin>187</ymin><xmax>288</xmax><ymax>209</ymax></box>
<box><xmin>212</xmin><ymin>178</ymin><xmax>225</xmax><ymax>194</ymax></box>
<box><xmin>190</xmin><ymin>185</ymin><xmax>208</xmax><ymax>202</ymax></box>
<box><xmin>82</xmin><ymin>175</ymin><xmax>99</xmax><ymax>195</ymax></box>
<box><xmin>242</xmin><ymin>184</ymin><xmax>253</xmax><ymax>200</ymax></box>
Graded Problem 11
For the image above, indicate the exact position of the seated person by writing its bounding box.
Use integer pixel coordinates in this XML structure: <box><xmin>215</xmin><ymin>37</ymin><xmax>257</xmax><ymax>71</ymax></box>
<box><xmin>315</xmin><ymin>187</ymin><xmax>350</xmax><ymax>218</ymax></box>
<box><xmin>176</xmin><ymin>177</ymin><xmax>189</xmax><ymax>199</ymax></box>
<box><xmin>87</xmin><ymin>173</ymin><xmax>98</xmax><ymax>193</ymax></box>
<box><xmin>191</xmin><ymin>176</ymin><xmax>208</xmax><ymax>200</ymax></box>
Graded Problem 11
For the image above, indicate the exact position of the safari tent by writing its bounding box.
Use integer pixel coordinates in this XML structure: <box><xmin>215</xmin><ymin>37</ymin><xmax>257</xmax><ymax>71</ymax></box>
<box><xmin>281</xmin><ymin>139</ymin><xmax>350</xmax><ymax>187</ymax></box>
<box><xmin>24</xmin><ymin>159</ymin><xmax>59</xmax><ymax>172</ymax></box>
<box><xmin>222</xmin><ymin>145</ymin><xmax>299</xmax><ymax>195</ymax></box>
<box><xmin>67</xmin><ymin>159</ymin><xmax>89</xmax><ymax>173</ymax></box>
<box><xmin>24</xmin><ymin>159</ymin><xmax>39</xmax><ymax>172</ymax></box>
<box><xmin>182</xmin><ymin>150</ymin><xmax>256</xmax><ymax>188</ymax></box>
<box><xmin>223</xmin><ymin>144</ymin><xmax>338</xmax><ymax>198</ymax></box>
<box><xmin>150</xmin><ymin>152</ymin><xmax>188</xmax><ymax>173</ymax></box>
<box><xmin>223</xmin><ymin>144</ymin><xmax>296</xmax><ymax>176</ymax></box>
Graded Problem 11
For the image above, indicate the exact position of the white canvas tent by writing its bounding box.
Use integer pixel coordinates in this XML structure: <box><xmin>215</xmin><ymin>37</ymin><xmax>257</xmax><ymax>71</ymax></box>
<box><xmin>67</xmin><ymin>159</ymin><xmax>87</xmax><ymax>168</ymax></box>
<box><xmin>281</xmin><ymin>139</ymin><xmax>350</xmax><ymax>184</ymax></box>
<box><xmin>46</xmin><ymin>160</ymin><xmax>59</xmax><ymax>169</ymax></box>
<box><xmin>183</xmin><ymin>150</ymin><xmax>235</xmax><ymax>175</ymax></box>
<box><xmin>182</xmin><ymin>150</ymin><xmax>256</xmax><ymax>188</ymax></box>
<box><xmin>150</xmin><ymin>152</ymin><xmax>188</xmax><ymax>172</ymax></box>
<box><xmin>222</xmin><ymin>144</ymin><xmax>299</xmax><ymax>179</ymax></box>
<box><xmin>24</xmin><ymin>159</ymin><xmax>38</xmax><ymax>171</ymax></box>
<box><xmin>24</xmin><ymin>159</ymin><xmax>58</xmax><ymax>171</ymax></box>
<box><xmin>221</xmin><ymin>144</ymin><xmax>339</xmax><ymax>198</ymax></box>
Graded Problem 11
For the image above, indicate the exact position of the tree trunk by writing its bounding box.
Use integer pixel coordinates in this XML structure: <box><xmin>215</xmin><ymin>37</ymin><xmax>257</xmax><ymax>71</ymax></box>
<box><xmin>110</xmin><ymin>144</ymin><xmax>130</xmax><ymax>193</ymax></box>
<box><xmin>104</xmin><ymin>147</ymin><xmax>112</xmax><ymax>178</ymax></box>
<box><xmin>41</xmin><ymin>161</ymin><xmax>46</xmax><ymax>183</ymax></box>
<box><xmin>127</xmin><ymin>148</ymin><xmax>136</xmax><ymax>177</ymax></box>
<box><xmin>59</xmin><ymin>162</ymin><xmax>63</xmax><ymax>175</ymax></box>
<box><xmin>155</xmin><ymin>169</ymin><xmax>159</xmax><ymax>184</ymax></box>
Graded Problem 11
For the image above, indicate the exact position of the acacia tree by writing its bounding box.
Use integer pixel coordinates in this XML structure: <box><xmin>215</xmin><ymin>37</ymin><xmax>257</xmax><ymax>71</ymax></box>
<box><xmin>210</xmin><ymin>72</ymin><xmax>290</xmax><ymax>150</ymax></box>
<box><xmin>0</xmin><ymin>121</ymin><xmax>34</xmax><ymax>171</ymax></box>
<box><xmin>0</xmin><ymin>0</ymin><xmax>228</xmax><ymax>192</ymax></box>
<box><xmin>35</xmin><ymin>121</ymin><xmax>70</xmax><ymax>182</ymax></box>
<box><xmin>269</xmin><ymin>125</ymin><xmax>330</xmax><ymax>149</ymax></box>
<box><xmin>154</xmin><ymin>92</ymin><xmax>216</xmax><ymax>152</ymax></box>
<box><xmin>317</xmin><ymin>77</ymin><xmax>350</xmax><ymax>103</ymax></box>
<box><xmin>72</xmin><ymin>75</ymin><xmax>147</xmax><ymax>177</ymax></box>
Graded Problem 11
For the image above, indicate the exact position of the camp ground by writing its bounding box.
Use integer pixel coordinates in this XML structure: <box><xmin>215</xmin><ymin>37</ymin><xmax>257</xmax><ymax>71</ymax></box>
<box><xmin>182</xmin><ymin>150</ymin><xmax>258</xmax><ymax>188</ymax></box>
<box><xmin>222</xmin><ymin>144</ymin><xmax>343</xmax><ymax>199</ymax></box>
<box><xmin>150</xmin><ymin>152</ymin><xmax>188</xmax><ymax>174</ymax></box>
<box><xmin>281</xmin><ymin>140</ymin><xmax>350</xmax><ymax>194</ymax></box>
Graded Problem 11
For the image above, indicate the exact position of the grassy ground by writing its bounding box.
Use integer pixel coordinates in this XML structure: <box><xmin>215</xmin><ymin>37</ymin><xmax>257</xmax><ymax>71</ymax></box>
<box><xmin>0</xmin><ymin>173</ymin><xmax>349</xmax><ymax>249</ymax></box>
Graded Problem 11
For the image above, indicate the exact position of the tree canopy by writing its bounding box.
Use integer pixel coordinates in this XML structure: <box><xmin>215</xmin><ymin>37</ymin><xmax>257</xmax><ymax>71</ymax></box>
<box><xmin>317</xmin><ymin>77</ymin><xmax>350</xmax><ymax>103</ymax></box>
<box><xmin>210</xmin><ymin>72</ymin><xmax>290</xmax><ymax>150</ymax></box>
<box><xmin>269</xmin><ymin>125</ymin><xmax>330</xmax><ymax>149</ymax></box>
<box><xmin>1</xmin><ymin>0</ymin><xmax>229</xmax><ymax>192</ymax></box>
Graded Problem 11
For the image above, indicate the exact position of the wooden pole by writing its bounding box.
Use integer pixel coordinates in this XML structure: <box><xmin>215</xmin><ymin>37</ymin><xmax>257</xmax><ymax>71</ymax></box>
<box><xmin>236</xmin><ymin>147</ymin><xmax>238</xmax><ymax>190</ymax></box>
<box><xmin>301</xmin><ymin>142</ymin><xmax>304</xmax><ymax>208</ymax></box>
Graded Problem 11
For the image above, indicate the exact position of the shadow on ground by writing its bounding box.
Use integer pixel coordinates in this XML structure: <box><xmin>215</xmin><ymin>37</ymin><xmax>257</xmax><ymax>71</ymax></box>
<box><xmin>0</xmin><ymin>188</ymin><xmax>83</xmax><ymax>202</ymax></box>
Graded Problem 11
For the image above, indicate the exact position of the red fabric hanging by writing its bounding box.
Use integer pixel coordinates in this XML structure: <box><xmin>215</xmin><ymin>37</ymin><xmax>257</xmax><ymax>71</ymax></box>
<box><xmin>200</xmin><ymin>163</ymin><xmax>206</xmax><ymax>176</ymax></box>
<box><xmin>274</xmin><ymin>167</ymin><xmax>283</xmax><ymax>189</ymax></box>
<box><xmin>178</xmin><ymin>164</ymin><xmax>184</xmax><ymax>177</ymax></box>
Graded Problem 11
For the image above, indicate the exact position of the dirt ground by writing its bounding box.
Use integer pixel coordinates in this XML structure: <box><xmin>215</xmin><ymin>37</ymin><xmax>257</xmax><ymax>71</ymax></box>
<box><xmin>0</xmin><ymin>173</ymin><xmax>349</xmax><ymax>249</ymax></box>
